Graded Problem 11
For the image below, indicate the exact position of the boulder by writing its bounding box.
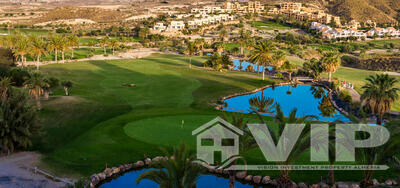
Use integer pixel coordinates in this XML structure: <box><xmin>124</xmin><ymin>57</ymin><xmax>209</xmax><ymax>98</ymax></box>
<box><xmin>310</xmin><ymin>184</ymin><xmax>320</xmax><ymax>188</ymax></box>
<box><xmin>152</xmin><ymin>156</ymin><xmax>162</xmax><ymax>162</ymax></box>
<box><xmin>291</xmin><ymin>181</ymin><xmax>297</xmax><ymax>188</ymax></box>
<box><xmin>235</xmin><ymin>171</ymin><xmax>246</xmax><ymax>179</ymax></box>
<box><xmin>136</xmin><ymin>160</ymin><xmax>145</xmax><ymax>167</ymax></box>
<box><xmin>112</xmin><ymin>167</ymin><xmax>120</xmax><ymax>174</ymax></box>
<box><xmin>222</xmin><ymin>169</ymin><xmax>230</xmax><ymax>175</ymax></box>
<box><xmin>215</xmin><ymin>168</ymin><xmax>223</xmax><ymax>174</ymax></box>
<box><xmin>372</xmin><ymin>179</ymin><xmax>379</xmax><ymax>185</ymax></box>
<box><xmin>252</xmin><ymin>176</ymin><xmax>262</xmax><ymax>184</ymax></box>
<box><xmin>297</xmin><ymin>182</ymin><xmax>307</xmax><ymax>188</ymax></box>
<box><xmin>336</xmin><ymin>182</ymin><xmax>349</xmax><ymax>188</ymax></box>
<box><xmin>350</xmin><ymin>184</ymin><xmax>359</xmax><ymax>188</ymax></box>
<box><xmin>125</xmin><ymin>164</ymin><xmax>133</xmax><ymax>171</ymax></box>
<box><xmin>97</xmin><ymin>173</ymin><xmax>106</xmax><ymax>181</ymax></box>
<box><xmin>269</xmin><ymin>180</ymin><xmax>278</xmax><ymax>186</ymax></box>
<box><xmin>392</xmin><ymin>180</ymin><xmax>398</xmax><ymax>185</ymax></box>
<box><xmin>119</xmin><ymin>165</ymin><xmax>125</xmax><ymax>172</ymax></box>
<box><xmin>385</xmin><ymin>180</ymin><xmax>393</xmax><ymax>186</ymax></box>
<box><xmin>90</xmin><ymin>174</ymin><xmax>99</xmax><ymax>185</ymax></box>
<box><xmin>144</xmin><ymin>158</ymin><xmax>152</xmax><ymax>165</ymax></box>
<box><xmin>104</xmin><ymin>168</ymin><xmax>113</xmax><ymax>177</ymax></box>
<box><xmin>319</xmin><ymin>183</ymin><xmax>329</xmax><ymax>188</ymax></box>
<box><xmin>244</xmin><ymin>175</ymin><xmax>253</xmax><ymax>182</ymax></box>
<box><xmin>261</xmin><ymin>176</ymin><xmax>270</xmax><ymax>184</ymax></box>
<box><xmin>208</xmin><ymin>166</ymin><xmax>215</xmax><ymax>173</ymax></box>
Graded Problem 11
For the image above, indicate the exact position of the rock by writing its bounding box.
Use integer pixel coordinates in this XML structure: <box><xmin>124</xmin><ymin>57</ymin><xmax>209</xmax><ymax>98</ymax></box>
<box><xmin>261</xmin><ymin>176</ymin><xmax>270</xmax><ymax>184</ymax></box>
<box><xmin>97</xmin><ymin>173</ymin><xmax>106</xmax><ymax>181</ymax></box>
<box><xmin>90</xmin><ymin>174</ymin><xmax>99</xmax><ymax>185</ymax></box>
<box><xmin>350</xmin><ymin>184</ymin><xmax>359</xmax><ymax>188</ymax></box>
<box><xmin>311</xmin><ymin>184</ymin><xmax>320</xmax><ymax>188</ymax></box>
<box><xmin>291</xmin><ymin>181</ymin><xmax>298</xmax><ymax>188</ymax></box>
<box><xmin>152</xmin><ymin>156</ymin><xmax>162</xmax><ymax>162</ymax></box>
<box><xmin>392</xmin><ymin>180</ymin><xmax>398</xmax><ymax>185</ymax></box>
<box><xmin>269</xmin><ymin>180</ymin><xmax>278</xmax><ymax>186</ymax></box>
<box><xmin>144</xmin><ymin>158</ymin><xmax>151</xmax><ymax>165</ymax></box>
<box><xmin>319</xmin><ymin>183</ymin><xmax>329</xmax><ymax>188</ymax></box>
<box><xmin>215</xmin><ymin>168</ymin><xmax>223</xmax><ymax>174</ymax></box>
<box><xmin>208</xmin><ymin>166</ymin><xmax>215</xmax><ymax>173</ymax></box>
<box><xmin>222</xmin><ymin>169</ymin><xmax>229</xmax><ymax>175</ymax></box>
<box><xmin>112</xmin><ymin>167</ymin><xmax>120</xmax><ymax>174</ymax></box>
<box><xmin>125</xmin><ymin>164</ymin><xmax>132</xmax><ymax>170</ymax></box>
<box><xmin>252</xmin><ymin>176</ymin><xmax>262</xmax><ymax>184</ymax></box>
<box><xmin>297</xmin><ymin>182</ymin><xmax>307</xmax><ymax>188</ymax></box>
<box><xmin>104</xmin><ymin>168</ymin><xmax>113</xmax><ymax>177</ymax></box>
<box><xmin>336</xmin><ymin>182</ymin><xmax>349</xmax><ymax>188</ymax></box>
<box><xmin>385</xmin><ymin>180</ymin><xmax>393</xmax><ymax>186</ymax></box>
<box><xmin>372</xmin><ymin>179</ymin><xmax>379</xmax><ymax>185</ymax></box>
<box><xmin>119</xmin><ymin>165</ymin><xmax>125</xmax><ymax>172</ymax></box>
<box><xmin>244</xmin><ymin>175</ymin><xmax>253</xmax><ymax>182</ymax></box>
<box><xmin>235</xmin><ymin>171</ymin><xmax>246</xmax><ymax>179</ymax></box>
<box><xmin>136</xmin><ymin>160</ymin><xmax>144</xmax><ymax>167</ymax></box>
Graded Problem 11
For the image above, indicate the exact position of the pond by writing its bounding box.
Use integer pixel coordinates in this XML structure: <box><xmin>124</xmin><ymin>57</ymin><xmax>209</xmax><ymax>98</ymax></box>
<box><xmin>233</xmin><ymin>59</ymin><xmax>273</xmax><ymax>72</ymax></box>
<box><xmin>223</xmin><ymin>84</ymin><xmax>350</xmax><ymax>122</ymax></box>
<box><xmin>100</xmin><ymin>168</ymin><xmax>255</xmax><ymax>188</ymax></box>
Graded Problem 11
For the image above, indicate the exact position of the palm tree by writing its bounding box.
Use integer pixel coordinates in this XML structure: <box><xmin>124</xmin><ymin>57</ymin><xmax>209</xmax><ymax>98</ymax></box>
<box><xmin>29</xmin><ymin>35</ymin><xmax>47</xmax><ymax>70</ymax></box>
<box><xmin>136</xmin><ymin>143</ymin><xmax>204</xmax><ymax>187</ymax></box>
<box><xmin>47</xmin><ymin>34</ymin><xmax>62</xmax><ymax>63</ymax></box>
<box><xmin>109</xmin><ymin>39</ymin><xmax>119</xmax><ymax>55</ymax></box>
<box><xmin>67</xmin><ymin>35</ymin><xmax>79</xmax><ymax>59</ymax></box>
<box><xmin>12</xmin><ymin>34</ymin><xmax>29</xmax><ymax>66</ymax></box>
<box><xmin>185</xmin><ymin>42</ymin><xmax>196</xmax><ymax>69</ymax></box>
<box><xmin>249</xmin><ymin>95</ymin><xmax>276</xmax><ymax>113</ymax></box>
<box><xmin>279</xmin><ymin>61</ymin><xmax>297</xmax><ymax>81</ymax></box>
<box><xmin>249</xmin><ymin>40</ymin><xmax>274</xmax><ymax>80</ymax></box>
<box><xmin>194</xmin><ymin>38</ymin><xmax>205</xmax><ymax>56</ymax></box>
<box><xmin>0</xmin><ymin>77</ymin><xmax>13</xmax><ymax>101</ymax></box>
<box><xmin>321</xmin><ymin>52</ymin><xmax>341</xmax><ymax>82</ymax></box>
<box><xmin>0</xmin><ymin>88</ymin><xmax>38</xmax><ymax>154</ymax></box>
<box><xmin>59</xmin><ymin>35</ymin><xmax>68</xmax><ymax>63</ymax></box>
<box><xmin>99</xmin><ymin>37</ymin><xmax>109</xmax><ymax>55</ymax></box>
<box><xmin>219</xmin><ymin>28</ymin><xmax>228</xmax><ymax>42</ymax></box>
<box><xmin>61</xmin><ymin>80</ymin><xmax>73</xmax><ymax>96</ymax></box>
<box><xmin>24</xmin><ymin>72</ymin><xmax>49</xmax><ymax>110</ymax></box>
<box><xmin>273</xmin><ymin>50</ymin><xmax>287</xmax><ymax>69</ymax></box>
<box><xmin>361</xmin><ymin>74</ymin><xmax>399</xmax><ymax>125</ymax></box>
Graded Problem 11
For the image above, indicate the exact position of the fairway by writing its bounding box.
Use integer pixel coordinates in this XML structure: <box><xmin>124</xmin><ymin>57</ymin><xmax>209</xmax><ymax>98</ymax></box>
<box><xmin>249</xmin><ymin>21</ymin><xmax>292</xmax><ymax>30</ymax></box>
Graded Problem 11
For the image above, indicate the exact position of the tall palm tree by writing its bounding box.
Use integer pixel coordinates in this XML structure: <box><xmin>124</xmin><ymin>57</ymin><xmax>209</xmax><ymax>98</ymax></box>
<box><xmin>321</xmin><ymin>52</ymin><xmax>341</xmax><ymax>82</ymax></box>
<box><xmin>219</xmin><ymin>28</ymin><xmax>228</xmax><ymax>42</ymax></box>
<box><xmin>136</xmin><ymin>143</ymin><xmax>204</xmax><ymax>187</ymax></box>
<box><xmin>67</xmin><ymin>34</ymin><xmax>79</xmax><ymax>59</ymax></box>
<box><xmin>249</xmin><ymin>40</ymin><xmax>274</xmax><ymax>80</ymax></box>
<box><xmin>194</xmin><ymin>38</ymin><xmax>205</xmax><ymax>56</ymax></box>
<box><xmin>99</xmin><ymin>37</ymin><xmax>109</xmax><ymax>55</ymax></box>
<box><xmin>59</xmin><ymin>35</ymin><xmax>68</xmax><ymax>63</ymax></box>
<box><xmin>12</xmin><ymin>34</ymin><xmax>29</xmax><ymax>66</ymax></box>
<box><xmin>279</xmin><ymin>61</ymin><xmax>297</xmax><ymax>81</ymax></box>
<box><xmin>24</xmin><ymin>72</ymin><xmax>49</xmax><ymax>110</ymax></box>
<box><xmin>185</xmin><ymin>42</ymin><xmax>196</xmax><ymax>69</ymax></box>
<box><xmin>0</xmin><ymin>77</ymin><xmax>13</xmax><ymax>102</ymax></box>
<box><xmin>0</xmin><ymin>88</ymin><xmax>38</xmax><ymax>155</ymax></box>
<box><xmin>109</xmin><ymin>39</ymin><xmax>119</xmax><ymax>55</ymax></box>
<box><xmin>273</xmin><ymin>50</ymin><xmax>287</xmax><ymax>69</ymax></box>
<box><xmin>29</xmin><ymin>35</ymin><xmax>47</xmax><ymax>70</ymax></box>
<box><xmin>361</xmin><ymin>74</ymin><xmax>399</xmax><ymax>125</ymax></box>
<box><xmin>47</xmin><ymin>34</ymin><xmax>62</xmax><ymax>63</ymax></box>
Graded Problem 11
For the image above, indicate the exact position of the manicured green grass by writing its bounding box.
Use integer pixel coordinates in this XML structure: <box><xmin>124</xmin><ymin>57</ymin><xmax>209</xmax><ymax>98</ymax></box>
<box><xmin>249</xmin><ymin>21</ymin><xmax>292</xmax><ymax>30</ymax></box>
<box><xmin>35</xmin><ymin>54</ymin><xmax>398</xmax><ymax>183</ymax></box>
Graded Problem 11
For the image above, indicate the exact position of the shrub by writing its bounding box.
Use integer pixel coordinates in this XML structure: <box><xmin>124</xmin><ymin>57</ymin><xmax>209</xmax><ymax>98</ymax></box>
<box><xmin>339</xmin><ymin>90</ymin><xmax>352</xmax><ymax>103</ymax></box>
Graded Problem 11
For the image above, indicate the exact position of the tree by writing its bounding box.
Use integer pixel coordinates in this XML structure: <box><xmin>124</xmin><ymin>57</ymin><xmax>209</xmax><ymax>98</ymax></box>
<box><xmin>136</xmin><ymin>143</ymin><xmax>204</xmax><ymax>187</ymax></box>
<box><xmin>321</xmin><ymin>52</ymin><xmax>341</xmax><ymax>82</ymax></box>
<box><xmin>47</xmin><ymin>34</ymin><xmax>62</xmax><ymax>63</ymax></box>
<box><xmin>194</xmin><ymin>38</ymin><xmax>205</xmax><ymax>56</ymax></box>
<box><xmin>24</xmin><ymin>72</ymin><xmax>49</xmax><ymax>110</ymax></box>
<box><xmin>185</xmin><ymin>42</ymin><xmax>196</xmax><ymax>68</ymax></box>
<box><xmin>29</xmin><ymin>35</ymin><xmax>47</xmax><ymax>70</ymax></box>
<box><xmin>59</xmin><ymin>35</ymin><xmax>68</xmax><ymax>63</ymax></box>
<box><xmin>272</xmin><ymin>50</ymin><xmax>287</xmax><ymax>68</ymax></box>
<box><xmin>302</xmin><ymin>58</ymin><xmax>323</xmax><ymax>79</ymax></box>
<box><xmin>279</xmin><ymin>61</ymin><xmax>297</xmax><ymax>81</ymax></box>
<box><xmin>12</xmin><ymin>34</ymin><xmax>29</xmax><ymax>66</ymax></box>
<box><xmin>61</xmin><ymin>80</ymin><xmax>73</xmax><ymax>96</ymax></box>
<box><xmin>43</xmin><ymin>77</ymin><xmax>59</xmax><ymax>100</ymax></box>
<box><xmin>361</xmin><ymin>74</ymin><xmax>399</xmax><ymax>125</ymax></box>
<box><xmin>67</xmin><ymin>35</ymin><xmax>79</xmax><ymax>59</ymax></box>
<box><xmin>99</xmin><ymin>37</ymin><xmax>109</xmax><ymax>55</ymax></box>
<box><xmin>249</xmin><ymin>96</ymin><xmax>275</xmax><ymax>113</ymax></box>
<box><xmin>219</xmin><ymin>28</ymin><xmax>228</xmax><ymax>42</ymax></box>
<box><xmin>0</xmin><ymin>88</ymin><xmax>39</xmax><ymax>154</ymax></box>
<box><xmin>108</xmin><ymin>39</ymin><xmax>119</xmax><ymax>55</ymax></box>
<box><xmin>0</xmin><ymin>77</ymin><xmax>13</xmax><ymax>102</ymax></box>
<box><xmin>249</xmin><ymin>40</ymin><xmax>275</xmax><ymax>80</ymax></box>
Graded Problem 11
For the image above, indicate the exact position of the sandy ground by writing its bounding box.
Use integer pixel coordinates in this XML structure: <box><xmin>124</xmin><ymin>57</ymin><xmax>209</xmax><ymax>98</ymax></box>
<box><xmin>0</xmin><ymin>152</ymin><xmax>69</xmax><ymax>188</ymax></box>
<box><xmin>19</xmin><ymin>48</ymin><xmax>159</xmax><ymax>67</ymax></box>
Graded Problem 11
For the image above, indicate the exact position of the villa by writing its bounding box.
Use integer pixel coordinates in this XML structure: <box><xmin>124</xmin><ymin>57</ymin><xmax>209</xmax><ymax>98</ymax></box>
<box><xmin>366</xmin><ymin>27</ymin><xmax>400</xmax><ymax>38</ymax></box>
<box><xmin>311</xmin><ymin>22</ymin><xmax>367</xmax><ymax>39</ymax></box>
<box><xmin>223</xmin><ymin>1</ymin><xmax>265</xmax><ymax>13</ymax></box>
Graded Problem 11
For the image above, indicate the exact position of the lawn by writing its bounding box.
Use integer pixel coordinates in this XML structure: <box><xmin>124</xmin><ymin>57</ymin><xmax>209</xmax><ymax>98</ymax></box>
<box><xmin>249</xmin><ymin>21</ymin><xmax>292</xmax><ymax>30</ymax></box>
<box><xmin>0</xmin><ymin>28</ymin><xmax>50</xmax><ymax>35</ymax></box>
<box><xmin>35</xmin><ymin>54</ymin><xmax>398</xmax><ymax>183</ymax></box>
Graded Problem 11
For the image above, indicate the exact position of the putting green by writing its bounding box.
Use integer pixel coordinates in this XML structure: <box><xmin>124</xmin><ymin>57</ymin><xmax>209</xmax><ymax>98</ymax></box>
<box><xmin>123</xmin><ymin>114</ymin><xmax>218</xmax><ymax>147</ymax></box>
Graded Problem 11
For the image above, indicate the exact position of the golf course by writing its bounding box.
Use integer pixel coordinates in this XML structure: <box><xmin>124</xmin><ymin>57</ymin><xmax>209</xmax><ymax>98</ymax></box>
<box><xmin>33</xmin><ymin>53</ymin><xmax>398</xmax><ymax>183</ymax></box>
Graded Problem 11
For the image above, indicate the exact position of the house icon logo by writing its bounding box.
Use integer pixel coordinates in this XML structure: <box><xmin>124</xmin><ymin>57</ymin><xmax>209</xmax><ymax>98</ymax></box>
<box><xmin>192</xmin><ymin>117</ymin><xmax>243</xmax><ymax>168</ymax></box>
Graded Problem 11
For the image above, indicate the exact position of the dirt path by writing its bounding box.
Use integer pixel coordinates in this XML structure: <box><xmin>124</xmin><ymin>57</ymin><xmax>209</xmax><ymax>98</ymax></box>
<box><xmin>0</xmin><ymin>152</ymin><xmax>70</xmax><ymax>188</ymax></box>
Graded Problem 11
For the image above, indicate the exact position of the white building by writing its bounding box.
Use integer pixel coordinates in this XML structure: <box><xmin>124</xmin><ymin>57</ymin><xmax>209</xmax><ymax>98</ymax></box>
<box><xmin>153</xmin><ymin>22</ymin><xmax>167</xmax><ymax>32</ymax></box>
<box><xmin>167</xmin><ymin>21</ymin><xmax>185</xmax><ymax>31</ymax></box>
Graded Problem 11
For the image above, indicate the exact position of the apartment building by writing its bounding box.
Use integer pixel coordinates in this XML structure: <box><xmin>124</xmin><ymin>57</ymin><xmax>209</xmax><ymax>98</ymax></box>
<box><xmin>187</xmin><ymin>14</ymin><xmax>235</xmax><ymax>28</ymax></box>
<box><xmin>223</xmin><ymin>1</ymin><xmax>264</xmax><ymax>13</ymax></box>
<box><xmin>153</xmin><ymin>22</ymin><xmax>167</xmax><ymax>32</ymax></box>
<box><xmin>366</xmin><ymin>27</ymin><xmax>400</xmax><ymax>37</ymax></box>
<box><xmin>280</xmin><ymin>2</ymin><xmax>302</xmax><ymax>12</ymax></box>
<box><xmin>311</xmin><ymin>22</ymin><xmax>366</xmax><ymax>39</ymax></box>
